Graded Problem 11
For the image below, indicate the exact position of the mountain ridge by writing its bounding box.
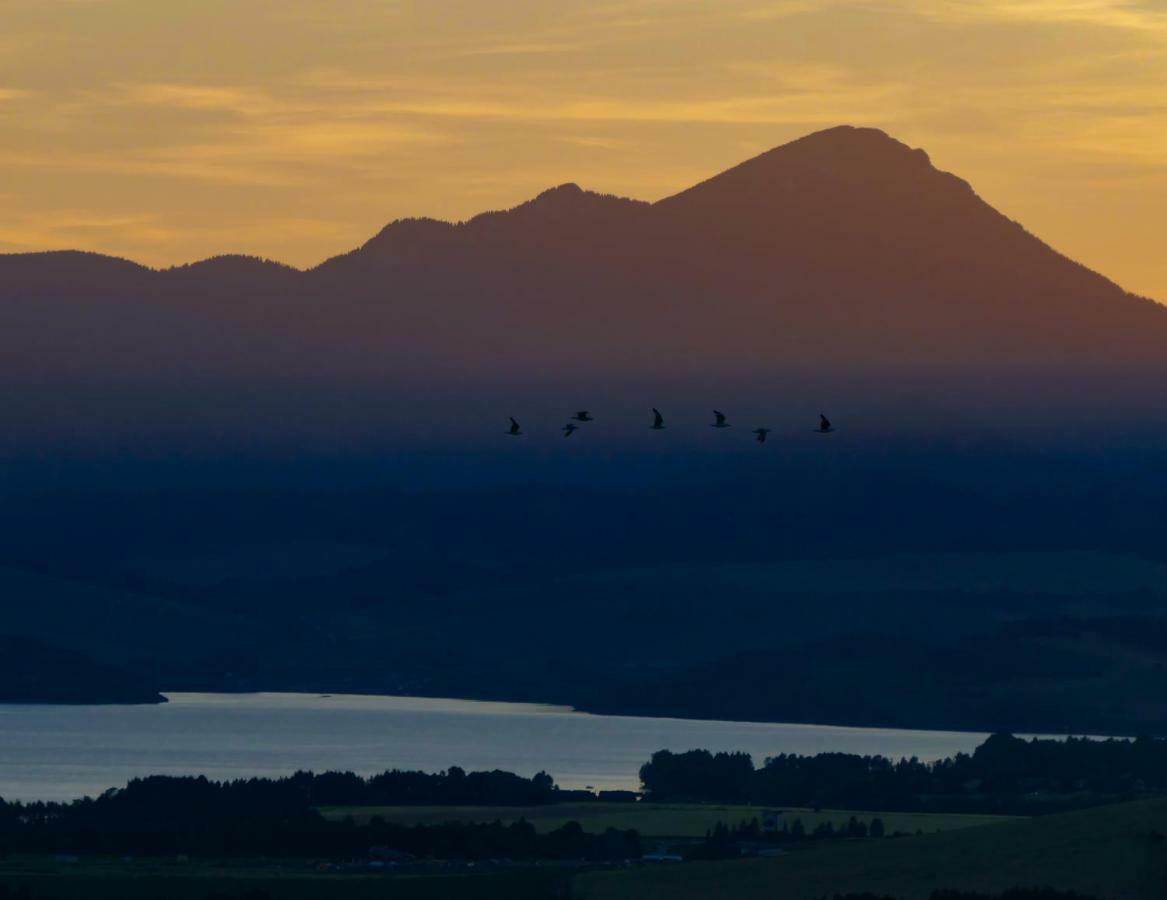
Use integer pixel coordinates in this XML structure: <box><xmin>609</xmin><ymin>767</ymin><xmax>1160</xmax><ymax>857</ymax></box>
<box><xmin>0</xmin><ymin>126</ymin><xmax>1145</xmax><ymax>298</ymax></box>
<box><xmin>0</xmin><ymin>124</ymin><xmax>1163</xmax><ymax>394</ymax></box>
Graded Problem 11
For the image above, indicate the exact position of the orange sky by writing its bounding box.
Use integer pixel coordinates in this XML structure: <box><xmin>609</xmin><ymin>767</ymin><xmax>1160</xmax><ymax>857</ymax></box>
<box><xmin>0</xmin><ymin>0</ymin><xmax>1164</xmax><ymax>300</ymax></box>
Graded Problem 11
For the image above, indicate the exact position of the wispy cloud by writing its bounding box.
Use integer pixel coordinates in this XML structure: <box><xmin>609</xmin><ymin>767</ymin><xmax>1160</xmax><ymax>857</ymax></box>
<box><xmin>285</xmin><ymin>63</ymin><xmax>909</xmax><ymax>127</ymax></box>
<box><xmin>111</xmin><ymin>83</ymin><xmax>284</xmax><ymax>117</ymax></box>
<box><xmin>555</xmin><ymin>135</ymin><xmax>639</xmax><ymax>150</ymax></box>
<box><xmin>739</xmin><ymin>1</ymin><xmax>824</xmax><ymax>21</ymax></box>
<box><xmin>356</xmin><ymin>85</ymin><xmax>910</xmax><ymax>126</ymax></box>
<box><xmin>0</xmin><ymin>211</ymin><xmax>176</xmax><ymax>254</ymax></box>
<box><xmin>442</xmin><ymin>40</ymin><xmax>585</xmax><ymax>58</ymax></box>
<box><xmin>912</xmin><ymin>0</ymin><xmax>1167</xmax><ymax>34</ymax></box>
<box><xmin>0</xmin><ymin>80</ymin><xmax>455</xmax><ymax>187</ymax></box>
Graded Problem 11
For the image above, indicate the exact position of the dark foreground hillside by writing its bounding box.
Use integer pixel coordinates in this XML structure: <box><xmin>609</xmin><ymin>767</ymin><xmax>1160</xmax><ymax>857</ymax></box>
<box><xmin>576</xmin><ymin>797</ymin><xmax>1167</xmax><ymax>900</ymax></box>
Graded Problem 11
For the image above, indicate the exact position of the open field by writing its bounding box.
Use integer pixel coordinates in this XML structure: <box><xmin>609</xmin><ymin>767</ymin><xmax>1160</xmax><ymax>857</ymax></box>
<box><xmin>0</xmin><ymin>857</ymin><xmax>566</xmax><ymax>900</ymax></box>
<box><xmin>575</xmin><ymin>797</ymin><xmax>1167</xmax><ymax>900</ymax></box>
<box><xmin>4</xmin><ymin>800</ymin><xmax>1161</xmax><ymax>899</ymax></box>
<box><xmin>318</xmin><ymin>802</ymin><xmax>1015</xmax><ymax>838</ymax></box>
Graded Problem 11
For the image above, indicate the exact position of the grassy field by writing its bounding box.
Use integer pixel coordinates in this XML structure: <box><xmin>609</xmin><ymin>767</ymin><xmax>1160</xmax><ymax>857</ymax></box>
<box><xmin>318</xmin><ymin>802</ymin><xmax>1015</xmax><ymax>838</ymax></box>
<box><xmin>5</xmin><ymin>801</ymin><xmax>1161</xmax><ymax>899</ymax></box>
<box><xmin>575</xmin><ymin>797</ymin><xmax>1167</xmax><ymax>900</ymax></box>
<box><xmin>0</xmin><ymin>874</ymin><xmax>561</xmax><ymax>900</ymax></box>
<box><xmin>0</xmin><ymin>857</ymin><xmax>566</xmax><ymax>900</ymax></box>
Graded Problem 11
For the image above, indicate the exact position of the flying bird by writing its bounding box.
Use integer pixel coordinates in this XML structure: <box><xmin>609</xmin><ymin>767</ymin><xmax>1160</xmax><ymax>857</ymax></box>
<box><xmin>650</xmin><ymin>408</ymin><xmax>665</xmax><ymax>430</ymax></box>
<box><xmin>563</xmin><ymin>423</ymin><xmax>579</xmax><ymax>437</ymax></box>
<box><xmin>816</xmin><ymin>414</ymin><xmax>835</xmax><ymax>433</ymax></box>
<box><xmin>506</xmin><ymin>417</ymin><xmax>522</xmax><ymax>436</ymax></box>
<box><xmin>753</xmin><ymin>428</ymin><xmax>771</xmax><ymax>443</ymax></box>
<box><xmin>712</xmin><ymin>410</ymin><xmax>730</xmax><ymax>428</ymax></box>
<box><xmin>572</xmin><ymin>411</ymin><xmax>594</xmax><ymax>423</ymax></box>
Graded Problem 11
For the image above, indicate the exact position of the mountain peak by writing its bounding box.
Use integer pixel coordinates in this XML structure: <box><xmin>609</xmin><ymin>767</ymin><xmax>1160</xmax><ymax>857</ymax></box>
<box><xmin>158</xmin><ymin>254</ymin><xmax>301</xmax><ymax>289</ymax></box>
<box><xmin>535</xmin><ymin>182</ymin><xmax>585</xmax><ymax>200</ymax></box>
<box><xmin>360</xmin><ymin>216</ymin><xmax>456</xmax><ymax>248</ymax></box>
<box><xmin>780</xmin><ymin>124</ymin><xmax>933</xmax><ymax>167</ymax></box>
<box><xmin>501</xmin><ymin>181</ymin><xmax>644</xmax><ymax>219</ymax></box>
<box><xmin>793</xmin><ymin>124</ymin><xmax>908</xmax><ymax>148</ymax></box>
<box><xmin>163</xmin><ymin>254</ymin><xmax>299</xmax><ymax>275</ymax></box>
<box><xmin>462</xmin><ymin>182</ymin><xmax>649</xmax><ymax>235</ymax></box>
<box><xmin>656</xmin><ymin>123</ymin><xmax>965</xmax><ymax>217</ymax></box>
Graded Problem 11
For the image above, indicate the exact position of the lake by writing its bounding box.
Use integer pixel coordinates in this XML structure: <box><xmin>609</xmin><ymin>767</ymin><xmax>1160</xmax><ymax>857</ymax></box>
<box><xmin>0</xmin><ymin>692</ymin><xmax>1007</xmax><ymax>802</ymax></box>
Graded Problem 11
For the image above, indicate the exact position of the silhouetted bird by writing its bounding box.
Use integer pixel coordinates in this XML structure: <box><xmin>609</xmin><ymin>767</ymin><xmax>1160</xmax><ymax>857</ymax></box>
<box><xmin>650</xmin><ymin>408</ymin><xmax>665</xmax><ymax>430</ymax></box>
<box><xmin>753</xmin><ymin>428</ymin><xmax>771</xmax><ymax>443</ymax></box>
<box><xmin>712</xmin><ymin>410</ymin><xmax>730</xmax><ymax>428</ymax></box>
<box><xmin>563</xmin><ymin>423</ymin><xmax>579</xmax><ymax>437</ymax></box>
<box><xmin>816</xmin><ymin>414</ymin><xmax>835</xmax><ymax>433</ymax></box>
<box><xmin>572</xmin><ymin>411</ymin><xmax>594</xmax><ymax>423</ymax></box>
<box><xmin>507</xmin><ymin>417</ymin><xmax>522</xmax><ymax>436</ymax></box>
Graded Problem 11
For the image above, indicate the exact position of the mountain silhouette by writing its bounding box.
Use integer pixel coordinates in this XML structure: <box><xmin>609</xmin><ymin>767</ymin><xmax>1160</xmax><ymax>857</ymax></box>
<box><xmin>0</xmin><ymin>125</ymin><xmax>1163</xmax><ymax>433</ymax></box>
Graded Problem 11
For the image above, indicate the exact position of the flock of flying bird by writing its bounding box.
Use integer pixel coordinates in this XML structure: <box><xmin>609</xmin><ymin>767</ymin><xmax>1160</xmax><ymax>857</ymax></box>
<box><xmin>506</xmin><ymin>410</ymin><xmax>835</xmax><ymax>442</ymax></box>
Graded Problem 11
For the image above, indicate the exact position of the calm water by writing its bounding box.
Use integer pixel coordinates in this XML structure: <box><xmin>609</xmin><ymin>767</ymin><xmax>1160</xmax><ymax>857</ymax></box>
<box><xmin>0</xmin><ymin>692</ymin><xmax>1004</xmax><ymax>802</ymax></box>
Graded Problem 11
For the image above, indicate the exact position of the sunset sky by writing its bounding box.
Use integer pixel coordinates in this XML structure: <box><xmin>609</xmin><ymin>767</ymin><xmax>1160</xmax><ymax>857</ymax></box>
<box><xmin>1</xmin><ymin>0</ymin><xmax>1164</xmax><ymax>300</ymax></box>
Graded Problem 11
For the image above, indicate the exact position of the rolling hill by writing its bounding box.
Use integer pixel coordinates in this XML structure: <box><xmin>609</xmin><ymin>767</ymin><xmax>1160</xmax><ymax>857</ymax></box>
<box><xmin>0</xmin><ymin>634</ymin><xmax>164</xmax><ymax>704</ymax></box>
<box><xmin>575</xmin><ymin>797</ymin><xmax>1167</xmax><ymax>900</ymax></box>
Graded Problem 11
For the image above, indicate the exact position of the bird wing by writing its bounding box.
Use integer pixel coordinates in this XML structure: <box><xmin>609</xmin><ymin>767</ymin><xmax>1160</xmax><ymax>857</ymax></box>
<box><xmin>714</xmin><ymin>410</ymin><xmax>725</xmax><ymax>424</ymax></box>
<box><xmin>652</xmin><ymin>408</ymin><xmax>663</xmax><ymax>424</ymax></box>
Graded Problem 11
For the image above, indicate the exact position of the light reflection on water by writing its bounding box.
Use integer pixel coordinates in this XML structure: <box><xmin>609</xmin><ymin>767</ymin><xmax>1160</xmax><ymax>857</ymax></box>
<box><xmin>0</xmin><ymin>691</ymin><xmax>1005</xmax><ymax>802</ymax></box>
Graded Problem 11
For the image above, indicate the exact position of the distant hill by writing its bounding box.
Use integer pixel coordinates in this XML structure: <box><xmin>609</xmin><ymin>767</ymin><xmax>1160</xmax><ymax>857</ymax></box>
<box><xmin>2</xmin><ymin>471</ymin><xmax>1167</xmax><ymax>726</ymax></box>
<box><xmin>0</xmin><ymin>634</ymin><xmax>164</xmax><ymax>704</ymax></box>
<box><xmin>580</xmin><ymin>614</ymin><xmax>1167</xmax><ymax>735</ymax></box>
<box><xmin>158</xmin><ymin>254</ymin><xmax>300</xmax><ymax>290</ymax></box>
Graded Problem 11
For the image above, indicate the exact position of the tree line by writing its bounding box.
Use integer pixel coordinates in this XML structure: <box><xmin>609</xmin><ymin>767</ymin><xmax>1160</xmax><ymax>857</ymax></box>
<box><xmin>639</xmin><ymin>733</ymin><xmax>1167</xmax><ymax>812</ymax></box>
<box><xmin>197</xmin><ymin>765</ymin><xmax>571</xmax><ymax>807</ymax></box>
<box><xmin>688</xmin><ymin>814</ymin><xmax>887</xmax><ymax>859</ymax></box>
<box><xmin>0</xmin><ymin>773</ymin><xmax>637</xmax><ymax>860</ymax></box>
<box><xmin>0</xmin><ymin>765</ymin><xmax>618</xmax><ymax>826</ymax></box>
